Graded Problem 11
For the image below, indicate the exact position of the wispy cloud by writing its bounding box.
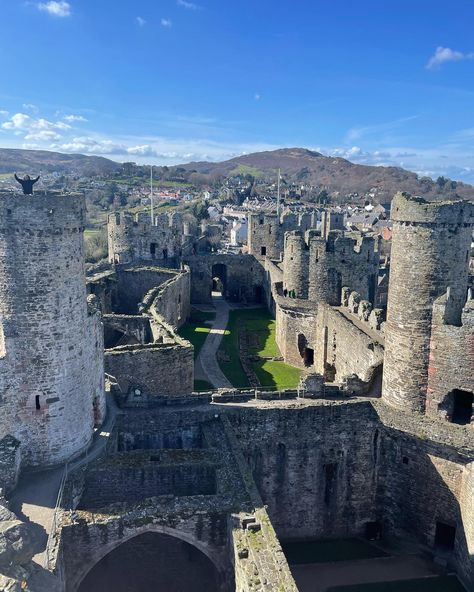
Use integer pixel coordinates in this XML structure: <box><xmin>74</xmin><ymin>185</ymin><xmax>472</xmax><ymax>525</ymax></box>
<box><xmin>177</xmin><ymin>0</ymin><xmax>200</xmax><ymax>9</ymax></box>
<box><xmin>0</xmin><ymin>110</ymin><xmax>8</xmax><ymax>117</ymax></box>
<box><xmin>136</xmin><ymin>16</ymin><xmax>146</xmax><ymax>27</ymax></box>
<box><xmin>426</xmin><ymin>46</ymin><xmax>474</xmax><ymax>70</ymax></box>
<box><xmin>346</xmin><ymin>115</ymin><xmax>418</xmax><ymax>142</ymax></box>
<box><xmin>37</xmin><ymin>1</ymin><xmax>71</xmax><ymax>18</ymax></box>
<box><xmin>63</xmin><ymin>114</ymin><xmax>87</xmax><ymax>122</ymax></box>
<box><xmin>254</xmin><ymin>93</ymin><xmax>261</xmax><ymax>101</ymax></box>
<box><xmin>161</xmin><ymin>18</ymin><xmax>172</xmax><ymax>28</ymax></box>
<box><xmin>22</xmin><ymin>103</ymin><xmax>39</xmax><ymax>113</ymax></box>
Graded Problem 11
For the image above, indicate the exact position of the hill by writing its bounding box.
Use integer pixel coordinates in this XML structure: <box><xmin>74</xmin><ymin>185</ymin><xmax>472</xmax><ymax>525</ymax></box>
<box><xmin>0</xmin><ymin>148</ymin><xmax>120</xmax><ymax>176</ymax></box>
<box><xmin>178</xmin><ymin>147</ymin><xmax>474</xmax><ymax>202</ymax></box>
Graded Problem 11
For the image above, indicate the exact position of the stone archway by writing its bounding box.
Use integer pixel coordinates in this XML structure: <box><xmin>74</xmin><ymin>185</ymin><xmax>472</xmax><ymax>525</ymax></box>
<box><xmin>70</xmin><ymin>524</ymin><xmax>230</xmax><ymax>592</ymax></box>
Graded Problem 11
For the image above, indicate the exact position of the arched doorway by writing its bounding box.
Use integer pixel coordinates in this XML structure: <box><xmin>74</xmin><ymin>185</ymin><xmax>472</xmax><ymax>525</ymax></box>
<box><xmin>77</xmin><ymin>531</ymin><xmax>223</xmax><ymax>592</ymax></box>
<box><xmin>211</xmin><ymin>263</ymin><xmax>227</xmax><ymax>297</ymax></box>
<box><xmin>297</xmin><ymin>333</ymin><xmax>314</xmax><ymax>367</ymax></box>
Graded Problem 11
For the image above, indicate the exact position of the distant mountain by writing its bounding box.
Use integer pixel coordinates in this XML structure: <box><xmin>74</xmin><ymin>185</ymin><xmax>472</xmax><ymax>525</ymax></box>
<box><xmin>0</xmin><ymin>148</ymin><xmax>120</xmax><ymax>176</ymax></box>
<box><xmin>178</xmin><ymin>147</ymin><xmax>474</xmax><ymax>202</ymax></box>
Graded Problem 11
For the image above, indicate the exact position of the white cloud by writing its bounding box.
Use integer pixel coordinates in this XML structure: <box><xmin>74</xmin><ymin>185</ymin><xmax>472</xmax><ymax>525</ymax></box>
<box><xmin>37</xmin><ymin>1</ymin><xmax>71</xmax><ymax>17</ymax></box>
<box><xmin>63</xmin><ymin>114</ymin><xmax>87</xmax><ymax>122</ymax></box>
<box><xmin>136</xmin><ymin>16</ymin><xmax>146</xmax><ymax>27</ymax></box>
<box><xmin>22</xmin><ymin>103</ymin><xmax>39</xmax><ymax>113</ymax></box>
<box><xmin>254</xmin><ymin>93</ymin><xmax>261</xmax><ymax>101</ymax></box>
<box><xmin>426</xmin><ymin>46</ymin><xmax>474</xmax><ymax>70</ymax></box>
<box><xmin>0</xmin><ymin>110</ymin><xmax>9</xmax><ymax>117</ymax></box>
<box><xmin>161</xmin><ymin>18</ymin><xmax>172</xmax><ymax>27</ymax></box>
<box><xmin>1</xmin><ymin>113</ymin><xmax>71</xmax><ymax>143</ymax></box>
<box><xmin>25</xmin><ymin>130</ymin><xmax>62</xmax><ymax>142</ymax></box>
<box><xmin>127</xmin><ymin>145</ymin><xmax>157</xmax><ymax>157</ymax></box>
<box><xmin>177</xmin><ymin>0</ymin><xmax>200</xmax><ymax>9</ymax></box>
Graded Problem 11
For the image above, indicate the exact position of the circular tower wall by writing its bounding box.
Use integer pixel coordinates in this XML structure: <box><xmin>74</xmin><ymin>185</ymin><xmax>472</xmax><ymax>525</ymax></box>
<box><xmin>283</xmin><ymin>231</ymin><xmax>309</xmax><ymax>298</ymax></box>
<box><xmin>382</xmin><ymin>192</ymin><xmax>474</xmax><ymax>412</ymax></box>
<box><xmin>0</xmin><ymin>191</ymin><xmax>104</xmax><ymax>467</ymax></box>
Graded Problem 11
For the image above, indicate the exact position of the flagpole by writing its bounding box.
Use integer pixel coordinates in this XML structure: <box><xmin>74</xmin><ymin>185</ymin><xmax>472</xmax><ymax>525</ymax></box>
<box><xmin>277</xmin><ymin>167</ymin><xmax>281</xmax><ymax>218</ymax></box>
<box><xmin>150</xmin><ymin>165</ymin><xmax>154</xmax><ymax>224</ymax></box>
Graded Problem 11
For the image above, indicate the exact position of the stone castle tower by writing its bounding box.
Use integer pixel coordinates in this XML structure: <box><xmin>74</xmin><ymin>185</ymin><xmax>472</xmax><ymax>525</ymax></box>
<box><xmin>107</xmin><ymin>210</ymin><xmax>187</xmax><ymax>265</ymax></box>
<box><xmin>0</xmin><ymin>191</ymin><xmax>105</xmax><ymax>467</ymax></box>
<box><xmin>382</xmin><ymin>192</ymin><xmax>474</xmax><ymax>414</ymax></box>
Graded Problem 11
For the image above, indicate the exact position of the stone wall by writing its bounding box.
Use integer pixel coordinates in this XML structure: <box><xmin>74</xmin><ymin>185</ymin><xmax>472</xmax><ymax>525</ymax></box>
<box><xmin>0</xmin><ymin>435</ymin><xmax>21</xmax><ymax>494</ymax></box>
<box><xmin>79</xmin><ymin>451</ymin><xmax>217</xmax><ymax>509</ymax></box>
<box><xmin>426</xmin><ymin>293</ymin><xmax>474</xmax><ymax>421</ymax></box>
<box><xmin>0</xmin><ymin>191</ymin><xmax>105</xmax><ymax>467</ymax></box>
<box><xmin>184</xmin><ymin>254</ymin><xmax>265</xmax><ymax>304</ymax></box>
<box><xmin>229</xmin><ymin>402</ymin><xmax>381</xmax><ymax>540</ymax></box>
<box><xmin>115</xmin><ymin>266</ymin><xmax>179</xmax><ymax>314</ymax></box>
<box><xmin>104</xmin><ymin>341</ymin><xmax>193</xmax><ymax>401</ymax></box>
<box><xmin>141</xmin><ymin>266</ymin><xmax>191</xmax><ymax>329</ymax></box>
<box><xmin>107</xmin><ymin>211</ymin><xmax>184</xmax><ymax>266</ymax></box>
<box><xmin>382</xmin><ymin>192</ymin><xmax>474</xmax><ymax>413</ymax></box>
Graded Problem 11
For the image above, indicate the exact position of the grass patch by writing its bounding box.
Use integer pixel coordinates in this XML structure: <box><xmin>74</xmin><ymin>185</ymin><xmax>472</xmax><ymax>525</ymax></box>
<box><xmin>283</xmin><ymin>538</ymin><xmax>387</xmax><ymax>565</ymax></box>
<box><xmin>253</xmin><ymin>360</ymin><xmax>302</xmax><ymax>390</ymax></box>
<box><xmin>229</xmin><ymin>164</ymin><xmax>263</xmax><ymax>178</ymax></box>
<box><xmin>327</xmin><ymin>575</ymin><xmax>466</xmax><ymax>592</ymax></box>
<box><xmin>218</xmin><ymin>307</ymin><xmax>300</xmax><ymax>389</ymax></box>
<box><xmin>177</xmin><ymin>308</ymin><xmax>215</xmax><ymax>360</ymax></box>
<box><xmin>194</xmin><ymin>379</ymin><xmax>213</xmax><ymax>392</ymax></box>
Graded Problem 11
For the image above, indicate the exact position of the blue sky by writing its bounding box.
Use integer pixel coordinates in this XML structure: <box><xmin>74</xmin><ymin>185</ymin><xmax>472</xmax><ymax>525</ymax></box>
<box><xmin>1</xmin><ymin>1</ymin><xmax>474</xmax><ymax>182</ymax></box>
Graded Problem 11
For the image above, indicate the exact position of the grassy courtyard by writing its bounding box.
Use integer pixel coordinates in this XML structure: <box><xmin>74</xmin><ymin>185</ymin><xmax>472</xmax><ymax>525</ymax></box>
<box><xmin>177</xmin><ymin>308</ymin><xmax>215</xmax><ymax>360</ymax></box>
<box><xmin>218</xmin><ymin>308</ymin><xmax>302</xmax><ymax>390</ymax></box>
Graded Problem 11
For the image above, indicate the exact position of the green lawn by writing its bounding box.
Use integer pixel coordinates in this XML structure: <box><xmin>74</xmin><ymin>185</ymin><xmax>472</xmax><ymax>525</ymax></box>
<box><xmin>254</xmin><ymin>360</ymin><xmax>302</xmax><ymax>390</ymax></box>
<box><xmin>177</xmin><ymin>309</ymin><xmax>215</xmax><ymax>360</ymax></box>
<box><xmin>328</xmin><ymin>576</ymin><xmax>466</xmax><ymax>592</ymax></box>
<box><xmin>218</xmin><ymin>308</ymin><xmax>301</xmax><ymax>389</ymax></box>
<box><xmin>283</xmin><ymin>538</ymin><xmax>387</xmax><ymax>565</ymax></box>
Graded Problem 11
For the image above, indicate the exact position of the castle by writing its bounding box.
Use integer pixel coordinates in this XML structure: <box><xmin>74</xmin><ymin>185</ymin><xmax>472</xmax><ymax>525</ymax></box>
<box><xmin>0</xmin><ymin>189</ymin><xmax>473</xmax><ymax>592</ymax></box>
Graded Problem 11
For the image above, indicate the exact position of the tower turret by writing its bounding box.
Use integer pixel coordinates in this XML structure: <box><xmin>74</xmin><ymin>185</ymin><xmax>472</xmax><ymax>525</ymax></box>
<box><xmin>382</xmin><ymin>192</ymin><xmax>474</xmax><ymax>413</ymax></box>
<box><xmin>0</xmin><ymin>191</ymin><xmax>105</xmax><ymax>467</ymax></box>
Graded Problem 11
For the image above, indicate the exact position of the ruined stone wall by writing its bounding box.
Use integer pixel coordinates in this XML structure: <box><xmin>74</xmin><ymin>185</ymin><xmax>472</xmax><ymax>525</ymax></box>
<box><xmin>103</xmin><ymin>314</ymin><xmax>153</xmax><ymax>348</ymax></box>
<box><xmin>0</xmin><ymin>191</ymin><xmax>104</xmax><ymax>467</ymax></box>
<box><xmin>79</xmin><ymin>452</ymin><xmax>217</xmax><ymax>509</ymax></box>
<box><xmin>104</xmin><ymin>341</ymin><xmax>193</xmax><ymax>400</ymax></box>
<box><xmin>375</xmin><ymin>402</ymin><xmax>474</xmax><ymax>590</ymax></box>
<box><xmin>247</xmin><ymin>213</ymin><xmax>282</xmax><ymax>260</ymax></box>
<box><xmin>307</xmin><ymin>231</ymin><xmax>379</xmax><ymax>305</ymax></box>
<box><xmin>230</xmin><ymin>403</ymin><xmax>380</xmax><ymax>540</ymax></box>
<box><xmin>107</xmin><ymin>211</ymin><xmax>183</xmax><ymax>266</ymax></box>
<box><xmin>115</xmin><ymin>267</ymin><xmax>178</xmax><ymax>314</ymax></box>
<box><xmin>426</xmin><ymin>294</ymin><xmax>474</xmax><ymax>421</ymax></box>
<box><xmin>184</xmin><ymin>254</ymin><xmax>265</xmax><ymax>304</ymax></box>
<box><xmin>382</xmin><ymin>193</ymin><xmax>474</xmax><ymax>413</ymax></box>
<box><xmin>143</xmin><ymin>266</ymin><xmax>191</xmax><ymax>329</ymax></box>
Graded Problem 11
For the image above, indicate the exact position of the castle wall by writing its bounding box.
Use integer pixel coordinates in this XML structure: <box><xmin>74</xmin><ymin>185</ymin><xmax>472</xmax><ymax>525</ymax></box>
<box><xmin>0</xmin><ymin>191</ymin><xmax>104</xmax><ymax>467</ymax></box>
<box><xmin>107</xmin><ymin>211</ymin><xmax>183</xmax><ymax>266</ymax></box>
<box><xmin>426</xmin><ymin>295</ymin><xmax>474</xmax><ymax>421</ymax></box>
<box><xmin>307</xmin><ymin>232</ymin><xmax>379</xmax><ymax>305</ymax></box>
<box><xmin>230</xmin><ymin>403</ymin><xmax>380</xmax><ymax>540</ymax></box>
<box><xmin>247</xmin><ymin>213</ymin><xmax>282</xmax><ymax>260</ymax></box>
<box><xmin>115</xmin><ymin>267</ymin><xmax>179</xmax><ymax>314</ymax></box>
<box><xmin>382</xmin><ymin>193</ymin><xmax>474</xmax><ymax>413</ymax></box>
<box><xmin>144</xmin><ymin>267</ymin><xmax>191</xmax><ymax>329</ymax></box>
<box><xmin>105</xmin><ymin>342</ymin><xmax>193</xmax><ymax>401</ymax></box>
<box><xmin>184</xmin><ymin>254</ymin><xmax>265</xmax><ymax>304</ymax></box>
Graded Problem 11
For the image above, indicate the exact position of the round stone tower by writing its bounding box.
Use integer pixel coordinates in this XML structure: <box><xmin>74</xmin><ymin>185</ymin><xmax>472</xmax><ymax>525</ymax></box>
<box><xmin>283</xmin><ymin>231</ymin><xmax>309</xmax><ymax>298</ymax></box>
<box><xmin>382</xmin><ymin>192</ymin><xmax>474</xmax><ymax>412</ymax></box>
<box><xmin>0</xmin><ymin>191</ymin><xmax>105</xmax><ymax>467</ymax></box>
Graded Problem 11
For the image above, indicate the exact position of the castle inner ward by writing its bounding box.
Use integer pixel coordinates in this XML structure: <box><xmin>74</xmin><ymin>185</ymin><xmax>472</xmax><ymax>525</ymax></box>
<box><xmin>0</xmin><ymin>190</ymin><xmax>473</xmax><ymax>591</ymax></box>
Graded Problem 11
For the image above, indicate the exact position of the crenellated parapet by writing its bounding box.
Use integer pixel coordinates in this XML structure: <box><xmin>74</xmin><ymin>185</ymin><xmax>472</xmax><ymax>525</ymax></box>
<box><xmin>107</xmin><ymin>210</ymin><xmax>185</xmax><ymax>266</ymax></box>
